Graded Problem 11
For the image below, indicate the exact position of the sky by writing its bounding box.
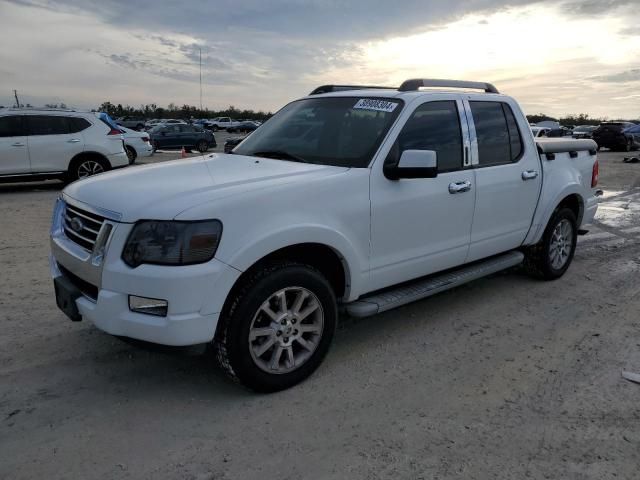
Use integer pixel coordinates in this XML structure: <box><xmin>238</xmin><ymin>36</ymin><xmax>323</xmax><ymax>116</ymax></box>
<box><xmin>0</xmin><ymin>0</ymin><xmax>639</xmax><ymax>119</ymax></box>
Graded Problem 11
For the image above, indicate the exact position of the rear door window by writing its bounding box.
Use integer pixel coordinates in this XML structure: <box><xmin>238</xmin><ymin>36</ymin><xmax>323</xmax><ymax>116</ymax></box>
<box><xmin>470</xmin><ymin>102</ymin><xmax>523</xmax><ymax>166</ymax></box>
<box><xmin>26</xmin><ymin>115</ymin><xmax>69</xmax><ymax>136</ymax></box>
<box><xmin>0</xmin><ymin>116</ymin><xmax>25</xmax><ymax>137</ymax></box>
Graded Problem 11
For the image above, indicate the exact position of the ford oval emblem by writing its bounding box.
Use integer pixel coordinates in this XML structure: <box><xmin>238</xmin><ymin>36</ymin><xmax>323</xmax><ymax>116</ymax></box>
<box><xmin>69</xmin><ymin>217</ymin><xmax>84</xmax><ymax>233</ymax></box>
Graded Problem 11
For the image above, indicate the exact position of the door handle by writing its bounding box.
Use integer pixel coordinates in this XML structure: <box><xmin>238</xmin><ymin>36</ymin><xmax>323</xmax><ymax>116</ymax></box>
<box><xmin>67</xmin><ymin>139</ymin><xmax>81</xmax><ymax>143</ymax></box>
<box><xmin>11</xmin><ymin>142</ymin><xmax>25</xmax><ymax>147</ymax></box>
<box><xmin>522</xmin><ymin>170</ymin><xmax>539</xmax><ymax>180</ymax></box>
<box><xmin>448</xmin><ymin>180</ymin><xmax>472</xmax><ymax>194</ymax></box>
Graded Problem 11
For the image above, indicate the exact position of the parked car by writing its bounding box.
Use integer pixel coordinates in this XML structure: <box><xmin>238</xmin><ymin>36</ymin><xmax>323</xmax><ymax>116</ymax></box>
<box><xmin>0</xmin><ymin>108</ymin><xmax>128</xmax><ymax>183</ymax></box>
<box><xmin>144</xmin><ymin>119</ymin><xmax>164</xmax><ymax>130</ymax></box>
<box><xmin>149</xmin><ymin>123</ymin><xmax>216</xmax><ymax>152</ymax></box>
<box><xmin>592</xmin><ymin>122</ymin><xmax>638</xmax><ymax>151</ymax></box>
<box><xmin>120</xmin><ymin>126</ymin><xmax>153</xmax><ymax>163</ymax></box>
<box><xmin>572</xmin><ymin>125</ymin><xmax>598</xmax><ymax>139</ymax></box>
<box><xmin>209</xmin><ymin>117</ymin><xmax>242</xmax><ymax>131</ymax></box>
<box><xmin>50</xmin><ymin>78</ymin><xmax>600</xmax><ymax>392</ymax></box>
<box><xmin>227</xmin><ymin>121</ymin><xmax>260</xmax><ymax>133</ymax></box>
<box><xmin>99</xmin><ymin>113</ymin><xmax>153</xmax><ymax>164</ymax></box>
<box><xmin>115</xmin><ymin>116</ymin><xmax>146</xmax><ymax>130</ymax></box>
<box><xmin>531</xmin><ymin>127</ymin><xmax>551</xmax><ymax>138</ymax></box>
<box><xmin>547</xmin><ymin>127</ymin><xmax>573</xmax><ymax>138</ymax></box>
<box><xmin>193</xmin><ymin>119</ymin><xmax>213</xmax><ymax>129</ymax></box>
<box><xmin>224</xmin><ymin>136</ymin><xmax>247</xmax><ymax>153</ymax></box>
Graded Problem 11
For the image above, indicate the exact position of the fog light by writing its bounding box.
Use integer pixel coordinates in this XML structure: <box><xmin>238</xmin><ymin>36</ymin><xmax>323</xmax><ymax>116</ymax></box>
<box><xmin>129</xmin><ymin>295</ymin><xmax>168</xmax><ymax>317</ymax></box>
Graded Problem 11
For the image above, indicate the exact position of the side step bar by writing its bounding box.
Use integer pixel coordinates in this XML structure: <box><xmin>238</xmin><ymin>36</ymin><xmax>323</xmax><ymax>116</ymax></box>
<box><xmin>345</xmin><ymin>251</ymin><xmax>525</xmax><ymax>318</ymax></box>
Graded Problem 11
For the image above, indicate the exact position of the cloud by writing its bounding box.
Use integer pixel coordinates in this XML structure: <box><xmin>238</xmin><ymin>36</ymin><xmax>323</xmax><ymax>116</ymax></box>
<box><xmin>1</xmin><ymin>0</ymin><xmax>640</xmax><ymax>118</ymax></box>
<box><xmin>590</xmin><ymin>69</ymin><xmax>640</xmax><ymax>83</ymax></box>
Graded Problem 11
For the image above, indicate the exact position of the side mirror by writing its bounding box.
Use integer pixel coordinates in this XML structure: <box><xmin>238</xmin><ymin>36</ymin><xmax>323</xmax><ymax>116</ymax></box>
<box><xmin>384</xmin><ymin>149</ymin><xmax>438</xmax><ymax>180</ymax></box>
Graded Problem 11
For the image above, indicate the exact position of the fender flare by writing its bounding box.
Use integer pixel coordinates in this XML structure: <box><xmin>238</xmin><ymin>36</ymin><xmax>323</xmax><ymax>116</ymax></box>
<box><xmin>220</xmin><ymin>224</ymin><xmax>365</xmax><ymax>302</ymax></box>
<box><xmin>524</xmin><ymin>184</ymin><xmax>584</xmax><ymax>245</ymax></box>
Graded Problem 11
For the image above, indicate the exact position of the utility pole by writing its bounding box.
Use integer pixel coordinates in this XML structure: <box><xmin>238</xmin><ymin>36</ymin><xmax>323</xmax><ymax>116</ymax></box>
<box><xmin>199</xmin><ymin>47</ymin><xmax>203</xmax><ymax>112</ymax></box>
<box><xmin>14</xmin><ymin>89</ymin><xmax>20</xmax><ymax>108</ymax></box>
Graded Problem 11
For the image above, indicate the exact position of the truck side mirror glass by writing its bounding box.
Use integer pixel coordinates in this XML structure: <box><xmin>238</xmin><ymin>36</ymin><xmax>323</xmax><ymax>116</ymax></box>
<box><xmin>384</xmin><ymin>149</ymin><xmax>438</xmax><ymax>180</ymax></box>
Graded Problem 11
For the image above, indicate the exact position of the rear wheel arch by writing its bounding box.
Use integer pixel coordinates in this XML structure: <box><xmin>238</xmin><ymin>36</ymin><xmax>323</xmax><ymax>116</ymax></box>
<box><xmin>556</xmin><ymin>193</ymin><xmax>583</xmax><ymax>227</ymax></box>
<box><xmin>68</xmin><ymin>152</ymin><xmax>111</xmax><ymax>180</ymax></box>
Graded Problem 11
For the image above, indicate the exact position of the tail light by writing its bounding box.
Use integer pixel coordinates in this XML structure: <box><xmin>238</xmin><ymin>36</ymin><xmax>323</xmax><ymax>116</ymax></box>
<box><xmin>591</xmin><ymin>159</ymin><xmax>599</xmax><ymax>188</ymax></box>
<box><xmin>108</xmin><ymin>127</ymin><xmax>122</xmax><ymax>136</ymax></box>
<box><xmin>142</xmin><ymin>136</ymin><xmax>149</xmax><ymax>143</ymax></box>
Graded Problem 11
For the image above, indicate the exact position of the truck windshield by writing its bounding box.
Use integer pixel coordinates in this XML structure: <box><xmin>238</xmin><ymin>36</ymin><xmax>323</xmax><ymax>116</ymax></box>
<box><xmin>233</xmin><ymin>97</ymin><xmax>403</xmax><ymax>167</ymax></box>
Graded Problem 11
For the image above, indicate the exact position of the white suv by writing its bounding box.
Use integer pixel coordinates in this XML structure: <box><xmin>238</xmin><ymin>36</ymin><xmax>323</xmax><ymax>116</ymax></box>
<box><xmin>0</xmin><ymin>108</ymin><xmax>129</xmax><ymax>183</ymax></box>
<box><xmin>50</xmin><ymin>79</ymin><xmax>599</xmax><ymax>392</ymax></box>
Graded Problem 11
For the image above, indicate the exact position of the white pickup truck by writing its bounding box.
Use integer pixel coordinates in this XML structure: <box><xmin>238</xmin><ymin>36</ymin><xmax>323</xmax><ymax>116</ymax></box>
<box><xmin>208</xmin><ymin>117</ymin><xmax>242</xmax><ymax>131</ymax></box>
<box><xmin>50</xmin><ymin>79</ymin><xmax>600</xmax><ymax>391</ymax></box>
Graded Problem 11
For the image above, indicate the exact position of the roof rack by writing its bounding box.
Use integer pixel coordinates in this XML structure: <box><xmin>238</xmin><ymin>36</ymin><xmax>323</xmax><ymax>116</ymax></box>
<box><xmin>309</xmin><ymin>79</ymin><xmax>500</xmax><ymax>96</ymax></box>
<box><xmin>2</xmin><ymin>107</ymin><xmax>78</xmax><ymax>112</ymax></box>
<box><xmin>398</xmin><ymin>79</ymin><xmax>499</xmax><ymax>93</ymax></box>
<box><xmin>309</xmin><ymin>85</ymin><xmax>394</xmax><ymax>95</ymax></box>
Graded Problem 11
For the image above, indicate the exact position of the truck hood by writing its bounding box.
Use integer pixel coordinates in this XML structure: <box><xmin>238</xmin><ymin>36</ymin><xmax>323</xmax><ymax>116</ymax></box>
<box><xmin>62</xmin><ymin>153</ymin><xmax>348</xmax><ymax>222</ymax></box>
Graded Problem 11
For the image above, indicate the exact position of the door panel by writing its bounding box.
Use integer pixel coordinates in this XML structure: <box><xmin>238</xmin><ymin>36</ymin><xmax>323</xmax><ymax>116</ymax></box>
<box><xmin>465</xmin><ymin>99</ymin><xmax>542</xmax><ymax>262</ymax></box>
<box><xmin>0</xmin><ymin>115</ymin><xmax>30</xmax><ymax>174</ymax></box>
<box><xmin>26</xmin><ymin>115</ymin><xmax>84</xmax><ymax>173</ymax></box>
<box><xmin>369</xmin><ymin>98</ymin><xmax>476</xmax><ymax>292</ymax></box>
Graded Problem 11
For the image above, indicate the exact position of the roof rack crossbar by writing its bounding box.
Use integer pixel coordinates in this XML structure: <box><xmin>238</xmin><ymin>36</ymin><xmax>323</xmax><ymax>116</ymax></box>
<box><xmin>398</xmin><ymin>79</ymin><xmax>499</xmax><ymax>94</ymax></box>
<box><xmin>309</xmin><ymin>85</ymin><xmax>395</xmax><ymax>95</ymax></box>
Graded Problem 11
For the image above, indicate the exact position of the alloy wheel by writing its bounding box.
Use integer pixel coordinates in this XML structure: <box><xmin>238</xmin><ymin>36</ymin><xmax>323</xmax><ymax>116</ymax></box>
<box><xmin>77</xmin><ymin>160</ymin><xmax>104</xmax><ymax>178</ymax></box>
<box><xmin>549</xmin><ymin>219</ymin><xmax>573</xmax><ymax>270</ymax></box>
<box><xmin>248</xmin><ymin>286</ymin><xmax>324</xmax><ymax>374</ymax></box>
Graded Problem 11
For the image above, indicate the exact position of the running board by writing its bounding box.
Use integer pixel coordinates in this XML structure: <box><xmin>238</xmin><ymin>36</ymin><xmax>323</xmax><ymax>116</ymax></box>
<box><xmin>345</xmin><ymin>251</ymin><xmax>524</xmax><ymax>318</ymax></box>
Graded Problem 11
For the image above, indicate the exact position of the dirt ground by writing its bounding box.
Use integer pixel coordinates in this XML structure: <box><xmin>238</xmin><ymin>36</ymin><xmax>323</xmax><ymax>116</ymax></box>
<box><xmin>1</xmin><ymin>149</ymin><xmax>639</xmax><ymax>479</ymax></box>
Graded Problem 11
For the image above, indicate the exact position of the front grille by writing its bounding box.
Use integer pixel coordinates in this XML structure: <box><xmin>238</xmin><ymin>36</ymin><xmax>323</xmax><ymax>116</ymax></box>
<box><xmin>63</xmin><ymin>203</ymin><xmax>106</xmax><ymax>251</ymax></box>
<box><xmin>58</xmin><ymin>263</ymin><xmax>98</xmax><ymax>301</ymax></box>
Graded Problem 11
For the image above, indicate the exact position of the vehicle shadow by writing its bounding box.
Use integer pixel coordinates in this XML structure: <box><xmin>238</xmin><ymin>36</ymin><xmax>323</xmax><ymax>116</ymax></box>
<box><xmin>0</xmin><ymin>180</ymin><xmax>63</xmax><ymax>194</ymax></box>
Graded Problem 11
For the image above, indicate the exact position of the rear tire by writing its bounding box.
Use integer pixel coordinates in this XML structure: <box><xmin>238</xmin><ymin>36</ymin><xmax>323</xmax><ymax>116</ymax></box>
<box><xmin>125</xmin><ymin>146</ymin><xmax>137</xmax><ymax>164</ymax></box>
<box><xmin>214</xmin><ymin>261</ymin><xmax>337</xmax><ymax>392</ymax></box>
<box><xmin>524</xmin><ymin>207</ymin><xmax>577</xmax><ymax>280</ymax></box>
<box><xmin>68</xmin><ymin>156</ymin><xmax>109</xmax><ymax>182</ymax></box>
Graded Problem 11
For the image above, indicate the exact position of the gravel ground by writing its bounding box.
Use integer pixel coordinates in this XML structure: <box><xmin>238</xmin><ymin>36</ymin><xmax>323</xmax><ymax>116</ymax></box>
<box><xmin>1</xmin><ymin>149</ymin><xmax>639</xmax><ymax>479</ymax></box>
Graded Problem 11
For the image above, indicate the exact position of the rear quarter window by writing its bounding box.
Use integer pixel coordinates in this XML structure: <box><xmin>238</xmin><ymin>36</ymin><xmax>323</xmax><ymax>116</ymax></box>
<box><xmin>67</xmin><ymin>117</ymin><xmax>91</xmax><ymax>133</ymax></box>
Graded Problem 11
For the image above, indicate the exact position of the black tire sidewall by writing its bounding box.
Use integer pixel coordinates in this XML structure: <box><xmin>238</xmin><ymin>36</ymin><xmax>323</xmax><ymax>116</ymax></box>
<box><xmin>125</xmin><ymin>146</ymin><xmax>136</xmax><ymax>164</ymax></box>
<box><xmin>223</xmin><ymin>264</ymin><xmax>337</xmax><ymax>392</ymax></box>
<box><xmin>540</xmin><ymin>208</ymin><xmax>578</xmax><ymax>279</ymax></box>
<box><xmin>197</xmin><ymin>141</ymin><xmax>208</xmax><ymax>153</ymax></box>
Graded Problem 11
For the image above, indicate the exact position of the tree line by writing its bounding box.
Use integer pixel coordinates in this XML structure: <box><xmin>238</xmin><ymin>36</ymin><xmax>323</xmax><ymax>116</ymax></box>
<box><xmin>96</xmin><ymin>102</ymin><xmax>273</xmax><ymax>121</ymax></box>
<box><xmin>526</xmin><ymin>112</ymin><xmax>639</xmax><ymax>126</ymax></box>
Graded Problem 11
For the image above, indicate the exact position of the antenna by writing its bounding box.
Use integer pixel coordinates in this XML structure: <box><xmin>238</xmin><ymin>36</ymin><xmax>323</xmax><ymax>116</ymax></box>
<box><xmin>199</xmin><ymin>47</ymin><xmax>203</xmax><ymax>112</ymax></box>
<box><xmin>14</xmin><ymin>89</ymin><xmax>20</xmax><ymax>108</ymax></box>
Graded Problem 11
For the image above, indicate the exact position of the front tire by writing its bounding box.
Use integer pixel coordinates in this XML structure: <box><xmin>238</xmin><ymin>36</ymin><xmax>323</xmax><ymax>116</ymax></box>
<box><xmin>524</xmin><ymin>208</ymin><xmax>577</xmax><ymax>280</ymax></box>
<box><xmin>214</xmin><ymin>262</ymin><xmax>337</xmax><ymax>392</ymax></box>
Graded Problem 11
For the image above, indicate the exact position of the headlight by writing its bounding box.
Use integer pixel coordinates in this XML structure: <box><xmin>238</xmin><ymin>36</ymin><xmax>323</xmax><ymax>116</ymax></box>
<box><xmin>122</xmin><ymin>220</ymin><xmax>222</xmax><ymax>268</ymax></box>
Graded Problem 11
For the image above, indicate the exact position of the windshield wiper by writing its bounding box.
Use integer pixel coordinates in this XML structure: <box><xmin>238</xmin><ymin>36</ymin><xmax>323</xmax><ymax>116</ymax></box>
<box><xmin>251</xmin><ymin>150</ymin><xmax>310</xmax><ymax>163</ymax></box>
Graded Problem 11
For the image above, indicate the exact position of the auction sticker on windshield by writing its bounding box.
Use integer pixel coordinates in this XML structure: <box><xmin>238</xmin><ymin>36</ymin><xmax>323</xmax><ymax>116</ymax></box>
<box><xmin>353</xmin><ymin>99</ymin><xmax>399</xmax><ymax>113</ymax></box>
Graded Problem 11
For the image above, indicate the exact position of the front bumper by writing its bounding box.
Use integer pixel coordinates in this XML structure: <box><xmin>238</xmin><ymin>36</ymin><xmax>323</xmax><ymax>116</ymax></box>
<box><xmin>50</xmin><ymin>197</ymin><xmax>241</xmax><ymax>346</ymax></box>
